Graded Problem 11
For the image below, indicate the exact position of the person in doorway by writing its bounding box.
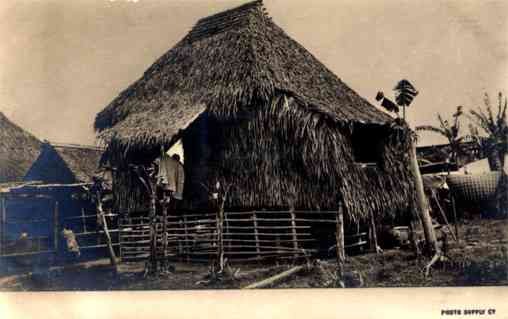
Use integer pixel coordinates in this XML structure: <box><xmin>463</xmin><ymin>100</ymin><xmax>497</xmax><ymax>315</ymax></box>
<box><xmin>156</xmin><ymin>152</ymin><xmax>185</xmax><ymax>207</ymax></box>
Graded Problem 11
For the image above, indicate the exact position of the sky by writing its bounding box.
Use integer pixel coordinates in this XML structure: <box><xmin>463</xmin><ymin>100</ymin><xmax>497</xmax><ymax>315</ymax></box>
<box><xmin>0</xmin><ymin>0</ymin><xmax>507</xmax><ymax>146</ymax></box>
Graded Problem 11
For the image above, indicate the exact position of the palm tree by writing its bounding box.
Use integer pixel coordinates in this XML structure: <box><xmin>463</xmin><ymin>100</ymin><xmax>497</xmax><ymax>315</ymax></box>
<box><xmin>467</xmin><ymin>92</ymin><xmax>508</xmax><ymax>171</ymax></box>
<box><xmin>416</xmin><ymin>106</ymin><xmax>467</xmax><ymax>166</ymax></box>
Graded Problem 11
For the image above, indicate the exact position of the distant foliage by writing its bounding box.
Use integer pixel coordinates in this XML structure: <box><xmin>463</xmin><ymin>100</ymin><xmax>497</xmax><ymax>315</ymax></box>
<box><xmin>467</xmin><ymin>92</ymin><xmax>508</xmax><ymax>171</ymax></box>
<box><xmin>416</xmin><ymin>106</ymin><xmax>469</xmax><ymax>165</ymax></box>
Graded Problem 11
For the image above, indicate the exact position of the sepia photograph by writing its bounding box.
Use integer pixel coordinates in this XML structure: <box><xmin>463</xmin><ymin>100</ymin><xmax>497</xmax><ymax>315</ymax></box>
<box><xmin>0</xmin><ymin>0</ymin><xmax>507</xmax><ymax>314</ymax></box>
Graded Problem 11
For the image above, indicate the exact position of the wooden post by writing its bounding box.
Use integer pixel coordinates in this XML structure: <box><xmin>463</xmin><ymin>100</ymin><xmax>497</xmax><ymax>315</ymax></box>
<box><xmin>54</xmin><ymin>201</ymin><xmax>59</xmax><ymax>252</ymax></box>
<box><xmin>183</xmin><ymin>215</ymin><xmax>189</xmax><ymax>262</ymax></box>
<box><xmin>162</xmin><ymin>203</ymin><xmax>168</xmax><ymax>267</ymax></box>
<box><xmin>431</xmin><ymin>190</ymin><xmax>457</xmax><ymax>242</ymax></box>
<box><xmin>225</xmin><ymin>212</ymin><xmax>231</xmax><ymax>253</ymax></box>
<box><xmin>178</xmin><ymin>219</ymin><xmax>184</xmax><ymax>257</ymax></box>
<box><xmin>451</xmin><ymin>195</ymin><xmax>459</xmax><ymax>241</ymax></box>
<box><xmin>252</xmin><ymin>211</ymin><xmax>260</xmax><ymax>258</ymax></box>
<box><xmin>409</xmin><ymin>139</ymin><xmax>440</xmax><ymax>255</ymax></box>
<box><xmin>216</xmin><ymin>198</ymin><xmax>225</xmax><ymax>273</ymax></box>
<box><xmin>0</xmin><ymin>196</ymin><xmax>5</xmax><ymax>256</ymax></box>
<box><xmin>335</xmin><ymin>204</ymin><xmax>345</xmax><ymax>288</ymax></box>
<box><xmin>408</xmin><ymin>218</ymin><xmax>421</xmax><ymax>256</ymax></box>
<box><xmin>149</xmin><ymin>184</ymin><xmax>157</xmax><ymax>273</ymax></box>
<box><xmin>81</xmin><ymin>208</ymin><xmax>87</xmax><ymax>234</ymax></box>
<box><xmin>290</xmin><ymin>209</ymin><xmax>298</xmax><ymax>259</ymax></box>
<box><xmin>368</xmin><ymin>210</ymin><xmax>379</xmax><ymax>254</ymax></box>
<box><xmin>96</xmin><ymin>192</ymin><xmax>118</xmax><ymax>272</ymax></box>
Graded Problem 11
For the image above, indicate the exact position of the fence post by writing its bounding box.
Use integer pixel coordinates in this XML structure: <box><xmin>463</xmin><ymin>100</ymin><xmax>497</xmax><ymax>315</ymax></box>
<box><xmin>225</xmin><ymin>212</ymin><xmax>231</xmax><ymax>254</ymax></box>
<box><xmin>148</xmin><ymin>184</ymin><xmax>157</xmax><ymax>273</ymax></box>
<box><xmin>368</xmin><ymin>210</ymin><xmax>379</xmax><ymax>253</ymax></box>
<box><xmin>162</xmin><ymin>204</ymin><xmax>168</xmax><ymax>267</ymax></box>
<box><xmin>290</xmin><ymin>209</ymin><xmax>298</xmax><ymax>259</ymax></box>
<box><xmin>335</xmin><ymin>203</ymin><xmax>345</xmax><ymax>288</ymax></box>
<box><xmin>183</xmin><ymin>215</ymin><xmax>189</xmax><ymax>262</ymax></box>
<box><xmin>81</xmin><ymin>208</ymin><xmax>87</xmax><ymax>234</ymax></box>
<box><xmin>252</xmin><ymin>211</ymin><xmax>260</xmax><ymax>259</ymax></box>
<box><xmin>451</xmin><ymin>195</ymin><xmax>459</xmax><ymax>240</ymax></box>
<box><xmin>216</xmin><ymin>201</ymin><xmax>225</xmax><ymax>273</ymax></box>
<box><xmin>0</xmin><ymin>196</ymin><xmax>5</xmax><ymax>256</ymax></box>
<box><xmin>54</xmin><ymin>201</ymin><xmax>59</xmax><ymax>252</ymax></box>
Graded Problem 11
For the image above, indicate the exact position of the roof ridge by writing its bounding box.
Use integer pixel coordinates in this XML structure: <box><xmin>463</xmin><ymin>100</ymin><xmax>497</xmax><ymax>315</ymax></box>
<box><xmin>45</xmin><ymin>141</ymin><xmax>105</xmax><ymax>151</ymax></box>
<box><xmin>184</xmin><ymin>0</ymin><xmax>265</xmax><ymax>43</ymax></box>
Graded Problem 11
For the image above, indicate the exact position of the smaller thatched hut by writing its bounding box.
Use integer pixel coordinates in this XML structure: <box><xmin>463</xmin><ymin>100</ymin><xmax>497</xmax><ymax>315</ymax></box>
<box><xmin>24</xmin><ymin>142</ymin><xmax>104</xmax><ymax>184</ymax></box>
<box><xmin>0</xmin><ymin>112</ymin><xmax>41</xmax><ymax>183</ymax></box>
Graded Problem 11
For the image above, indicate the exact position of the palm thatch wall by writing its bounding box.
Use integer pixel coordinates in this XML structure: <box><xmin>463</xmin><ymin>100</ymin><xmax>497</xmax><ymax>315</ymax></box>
<box><xmin>0</xmin><ymin>112</ymin><xmax>41</xmax><ymax>183</ymax></box>
<box><xmin>95</xmin><ymin>1</ymin><xmax>418</xmax><ymax>223</ymax></box>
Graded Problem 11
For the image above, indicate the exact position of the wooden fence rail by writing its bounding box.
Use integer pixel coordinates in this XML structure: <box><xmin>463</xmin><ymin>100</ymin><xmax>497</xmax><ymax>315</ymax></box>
<box><xmin>118</xmin><ymin>209</ymin><xmax>368</xmax><ymax>263</ymax></box>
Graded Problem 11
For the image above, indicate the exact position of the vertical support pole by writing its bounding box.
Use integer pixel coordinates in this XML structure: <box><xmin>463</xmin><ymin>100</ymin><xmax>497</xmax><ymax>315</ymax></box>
<box><xmin>451</xmin><ymin>195</ymin><xmax>459</xmax><ymax>241</ymax></box>
<box><xmin>225</xmin><ymin>212</ymin><xmax>231</xmax><ymax>254</ymax></box>
<box><xmin>149</xmin><ymin>184</ymin><xmax>157</xmax><ymax>273</ymax></box>
<box><xmin>252</xmin><ymin>211</ymin><xmax>260</xmax><ymax>259</ymax></box>
<box><xmin>368</xmin><ymin>210</ymin><xmax>379</xmax><ymax>254</ymax></box>
<box><xmin>216</xmin><ymin>200</ymin><xmax>225</xmax><ymax>273</ymax></box>
<box><xmin>183</xmin><ymin>215</ymin><xmax>189</xmax><ymax>262</ymax></box>
<box><xmin>0</xmin><ymin>196</ymin><xmax>5</xmax><ymax>256</ymax></box>
<box><xmin>54</xmin><ymin>201</ymin><xmax>59</xmax><ymax>252</ymax></box>
<box><xmin>118</xmin><ymin>216</ymin><xmax>123</xmax><ymax>260</ymax></box>
<box><xmin>81</xmin><ymin>208</ymin><xmax>87</xmax><ymax>234</ymax></box>
<box><xmin>162</xmin><ymin>203</ymin><xmax>168</xmax><ymax>268</ymax></box>
<box><xmin>290</xmin><ymin>209</ymin><xmax>298</xmax><ymax>259</ymax></box>
<box><xmin>335</xmin><ymin>204</ymin><xmax>345</xmax><ymax>288</ymax></box>
<box><xmin>408</xmin><ymin>218</ymin><xmax>421</xmax><ymax>256</ymax></box>
<box><xmin>178</xmin><ymin>219</ymin><xmax>183</xmax><ymax>258</ymax></box>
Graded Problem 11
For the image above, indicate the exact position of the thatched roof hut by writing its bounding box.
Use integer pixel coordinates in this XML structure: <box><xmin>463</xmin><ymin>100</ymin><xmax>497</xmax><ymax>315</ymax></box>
<box><xmin>0</xmin><ymin>112</ymin><xmax>41</xmax><ymax>183</ymax></box>
<box><xmin>95</xmin><ymin>0</ymin><xmax>417</xmax><ymax>222</ymax></box>
<box><xmin>24</xmin><ymin>142</ymin><xmax>104</xmax><ymax>184</ymax></box>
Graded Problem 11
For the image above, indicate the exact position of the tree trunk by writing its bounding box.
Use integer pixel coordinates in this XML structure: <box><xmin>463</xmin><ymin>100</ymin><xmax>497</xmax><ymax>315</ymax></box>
<box><xmin>409</xmin><ymin>139</ymin><xmax>440</xmax><ymax>255</ymax></box>
<box><xmin>487</xmin><ymin>145</ymin><xmax>503</xmax><ymax>171</ymax></box>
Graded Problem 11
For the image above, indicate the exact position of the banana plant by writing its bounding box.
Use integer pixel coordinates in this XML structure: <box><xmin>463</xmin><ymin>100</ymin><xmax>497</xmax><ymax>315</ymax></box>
<box><xmin>416</xmin><ymin>106</ymin><xmax>468</xmax><ymax>166</ymax></box>
<box><xmin>467</xmin><ymin>92</ymin><xmax>507</xmax><ymax>171</ymax></box>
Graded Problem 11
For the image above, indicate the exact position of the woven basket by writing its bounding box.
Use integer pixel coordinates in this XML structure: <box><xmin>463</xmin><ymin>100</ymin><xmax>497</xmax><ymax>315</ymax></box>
<box><xmin>446</xmin><ymin>172</ymin><xmax>501</xmax><ymax>203</ymax></box>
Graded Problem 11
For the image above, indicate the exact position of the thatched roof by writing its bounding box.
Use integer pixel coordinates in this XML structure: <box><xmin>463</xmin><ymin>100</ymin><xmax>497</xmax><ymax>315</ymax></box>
<box><xmin>95</xmin><ymin>0</ymin><xmax>392</xmax><ymax>151</ymax></box>
<box><xmin>24</xmin><ymin>142</ymin><xmax>104</xmax><ymax>184</ymax></box>
<box><xmin>0</xmin><ymin>112</ymin><xmax>41</xmax><ymax>183</ymax></box>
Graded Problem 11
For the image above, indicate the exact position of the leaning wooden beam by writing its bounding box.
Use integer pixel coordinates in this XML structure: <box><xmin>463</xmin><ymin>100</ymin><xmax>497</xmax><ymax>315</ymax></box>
<box><xmin>242</xmin><ymin>265</ymin><xmax>306</xmax><ymax>289</ymax></box>
<box><xmin>431</xmin><ymin>190</ymin><xmax>457</xmax><ymax>242</ymax></box>
<box><xmin>95</xmin><ymin>191</ymin><xmax>118</xmax><ymax>273</ymax></box>
<box><xmin>409</xmin><ymin>139</ymin><xmax>440</xmax><ymax>255</ymax></box>
<box><xmin>335</xmin><ymin>204</ymin><xmax>345</xmax><ymax>288</ymax></box>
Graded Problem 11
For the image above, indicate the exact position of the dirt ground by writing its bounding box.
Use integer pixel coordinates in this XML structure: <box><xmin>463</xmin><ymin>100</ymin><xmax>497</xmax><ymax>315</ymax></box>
<box><xmin>0</xmin><ymin>218</ymin><xmax>506</xmax><ymax>290</ymax></box>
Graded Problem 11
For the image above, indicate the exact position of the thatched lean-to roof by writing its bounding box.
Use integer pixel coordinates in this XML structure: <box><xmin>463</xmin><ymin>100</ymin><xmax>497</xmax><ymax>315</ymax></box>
<box><xmin>95</xmin><ymin>1</ymin><xmax>417</xmax><ymax>221</ymax></box>
<box><xmin>24</xmin><ymin>142</ymin><xmax>104</xmax><ymax>184</ymax></box>
<box><xmin>0</xmin><ymin>112</ymin><xmax>41</xmax><ymax>183</ymax></box>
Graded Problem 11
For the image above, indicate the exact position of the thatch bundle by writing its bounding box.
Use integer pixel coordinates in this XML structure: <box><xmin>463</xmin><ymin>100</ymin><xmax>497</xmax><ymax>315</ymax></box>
<box><xmin>95</xmin><ymin>0</ymin><xmax>418</xmax><ymax>222</ymax></box>
<box><xmin>0</xmin><ymin>112</ymin><xmax>41</xmax><ymax>183</ymax></box>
